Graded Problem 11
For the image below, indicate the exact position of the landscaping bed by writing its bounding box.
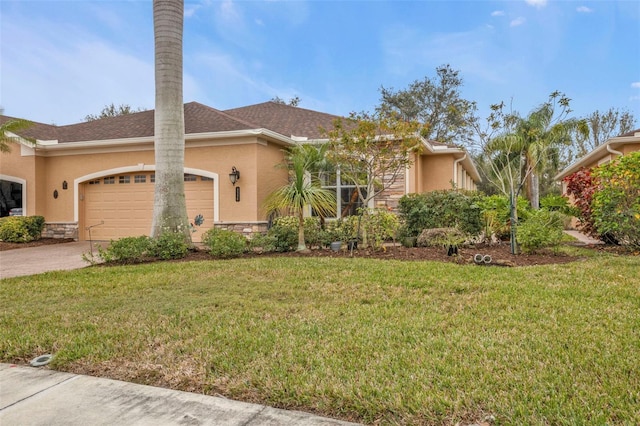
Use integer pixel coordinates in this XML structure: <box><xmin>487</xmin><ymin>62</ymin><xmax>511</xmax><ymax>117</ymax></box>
<box><xmin>1</xmin><ymin>237</ymin><xmax>630</xmax><ymax>267</ymax></box>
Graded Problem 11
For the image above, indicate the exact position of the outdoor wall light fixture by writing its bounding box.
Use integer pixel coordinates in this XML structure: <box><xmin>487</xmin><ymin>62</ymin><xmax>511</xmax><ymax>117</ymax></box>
<box><xmin>53</xmin><ymin>189</ymin><xmax>59</xmax><ymax>199</ymax></box>
<box><xmin>62</xmin><ymin>180</ymin><xmax>68</xmax><ymax>190</ymax></box>
<box><xmin>229</xmin><ymin>166</ymin><xmax>240</xmax><ymax>185</ymax></box>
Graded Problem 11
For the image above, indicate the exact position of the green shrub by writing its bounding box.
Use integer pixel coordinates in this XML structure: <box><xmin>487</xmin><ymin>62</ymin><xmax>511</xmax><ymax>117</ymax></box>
<box><xmin>98</xmin><ymin>236</ymin><xmax>152</xmax><ymax>264</ymax></box>
<box><xmin>24</xmin><ymin>216</ymin><xmax>45</xmax><ymax>239</ymax></box>
<box><xmin>149</xmin><ymin>232</ymin><xmax>189</xmax><ymax>260</ymax></box>
<box><xmin>0</xmin><ymin>216</ymin><xmax>45</xmax><ymax>243</ymax></box>
<box><xmin>517</xmin><ymin>210</ymin><xmax>566</xmax><ymax>253</ymax></box>
<box><xmin>202</xmin><ymin>228</ymin><xmax>247</xmax><ymax>258</ymax></box>
<box><xmin>398</xmin><ymin>190</ymin><xmax>483</xmax><ymax>238</ymax></box>
<box><xmin>477</xmin><ymin>195</ymin><xmax>531</xmax><ymax>240</ymax></box>
<box><xmin>267</xmin><ymin>216</ymin><xmax>298</xmax><ymax>252</ymax></box>
<box><xmin>326</xmin><ymin>217</ymin><xmax>358</xmax><ymax>242</ymax></box>
<box><xmin>540</xmin><ymin>194</ymin><xmax>577</xmax><ymax>216</ymax></box>
<box><xmin>592</xmin><ymin>152</ymin><xmax>640</xmax><ymax>247</ymax></box>
<box><xmin>361</xmin><ymin>208</ymin><xmax>399</xmax><ymax>249</ymax></box>
<box><xmin>303</xmin><ymin>217</ymin><xmax>325</xmax><ymax>248</ymax></box>
<box><xmin>249</xmin><ymin>233</ymin><xmax>278</xmax><ymax>253</ymax></box>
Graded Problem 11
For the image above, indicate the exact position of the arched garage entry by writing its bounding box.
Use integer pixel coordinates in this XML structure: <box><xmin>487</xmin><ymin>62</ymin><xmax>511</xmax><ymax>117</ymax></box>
<box><xmin>77</xmin><ymin>167</ymin><xmax>218</xmax><ymax>242</ymax></box>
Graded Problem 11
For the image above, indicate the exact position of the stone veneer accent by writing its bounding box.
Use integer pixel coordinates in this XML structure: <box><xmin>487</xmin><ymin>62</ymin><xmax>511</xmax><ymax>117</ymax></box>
<box><xmin>42</xmin><ymin>222</ymin><xmax>79</xmax><ymax>240</ymax></box>
<box><xmin>374</xmin><ymin>170</ymin><xmax>406</xmax><ymax>211</ymax></box>
<box><xmin>214</xmin><ymin>222</ymin><xmax>269</xmax><ymax>238</ymax></box>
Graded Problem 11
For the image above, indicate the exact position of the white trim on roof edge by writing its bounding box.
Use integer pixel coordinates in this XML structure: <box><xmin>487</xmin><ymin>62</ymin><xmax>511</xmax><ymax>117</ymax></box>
<box><xmin>555</xmin><ymin>133</ymin><xmax>640</xmax><ymax>181</ymax></box>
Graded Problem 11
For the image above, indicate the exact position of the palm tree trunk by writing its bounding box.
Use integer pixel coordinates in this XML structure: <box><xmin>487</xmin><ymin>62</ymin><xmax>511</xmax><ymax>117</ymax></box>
<box><xmin>151</xmin><ymin>0</ymin><xmax>191</xmax><ymax>242</ymax></box>
<box><xmin>297</xmin><ymin>209</ymin><xmax>307</xmax><ymax>251</ymax></box>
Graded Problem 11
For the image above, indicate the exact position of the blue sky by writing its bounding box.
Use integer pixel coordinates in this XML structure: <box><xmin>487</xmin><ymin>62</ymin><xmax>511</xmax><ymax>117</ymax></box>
<box><xmin>1</xmin><ymin>0</ymin><xmax>639</xmax><ymax>127</ymax></box>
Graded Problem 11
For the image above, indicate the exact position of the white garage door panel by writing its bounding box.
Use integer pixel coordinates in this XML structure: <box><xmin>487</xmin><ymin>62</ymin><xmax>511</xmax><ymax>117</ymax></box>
<box><xmin>83</xmin><ymin>174</ymin><xmax>214</xmax><ymax>242</ymax></box>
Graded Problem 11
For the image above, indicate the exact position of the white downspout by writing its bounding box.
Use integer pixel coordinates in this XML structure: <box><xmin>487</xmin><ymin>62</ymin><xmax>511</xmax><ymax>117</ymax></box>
<box><xmin>453</xmin><ymin>154</ymin><xmax>466</xmax><ymax>189</ymax></box>
<box><xmin>606</xmin><ymin>144</ymin><xmax>623</xmax><ymax>156</ymax></box>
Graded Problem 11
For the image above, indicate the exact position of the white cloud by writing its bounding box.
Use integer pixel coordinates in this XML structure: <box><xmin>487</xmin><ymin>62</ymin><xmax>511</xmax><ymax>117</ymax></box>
<box><xmin>0</xmin><ymin>19</ymin><xmax>156</xmax><ymax>124</ymax></box>
<box><xmin>510</xmin><ymin>17</ymin><xmax>526</xmax><ymax>27</ymax></box>
<box><xmin>525</xmin><ymin>0</ymin><xmax>548</xmax><ymax>8</ymax></box>
<box><xmin>576</xmin><ymin>6</ymin><xmax>593</xmax><ymax>13</ymax></box>
<box><xmin>219</xmin><ymin>0</ymin><xmax>242</xmax><ymax>24</ymax></box>
<box><xmin>491</xmin><ymin>10</ymin><xmax>505</xmax><ymax>17</ymax></box>
<box><xmin>631</xmin><ymin>82</ymin><xmax>640</xmax><ymax>88</ymax></box>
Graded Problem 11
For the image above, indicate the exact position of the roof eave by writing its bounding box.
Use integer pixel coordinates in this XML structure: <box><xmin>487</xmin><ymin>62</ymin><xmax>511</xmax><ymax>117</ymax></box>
<box><xmin>554</xmin><ymin>135</ymin><xmax>640</xmax><ymax>181</ymax></box>
<box><xmin>31</xmin><ymin>129</ymin><xmax>296</xmax><ymax>152</ymax></box>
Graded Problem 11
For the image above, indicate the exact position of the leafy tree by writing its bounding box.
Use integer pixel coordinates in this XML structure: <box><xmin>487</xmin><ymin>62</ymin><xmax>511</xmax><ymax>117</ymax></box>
<box><xmin>377</xmin><ymin>64</ymin><xmax>478</xmax><ymax>147</ymax></box>
<box><xmin>326</xmin><ymin>112</ymin><xmax>422</xmax><ymax>211</ymax></box>
<box><xmin>84</xmin><ymin>103</ymin><xmax>145</xmax><ymax>121</ymax></box>
<box><xmin>326</xmin><ymin>112</ymin><xmax>422</xmax><ymax>247</ymax></box>
<box><xmin>591</xmin><ymin>152</ymin><xmax>640</xmax><ymax>247</ymax></box>
<box><xmin>0</xmin><ymin>119</ymin><xmax>35</xmax><ymax>153</ymax></box>
<box><xmin>270</xmin><ymin>96</ymin><xmax>301</xmax><ymax>107</ymax></box>
<box><xmin>263</xmin><ymin>144</ymin><xmax>336</xmax><ymax>252</ymax></box>
<box><xmin>150</xmin><ymin>0</ymin><xmax>191</xmax><ymax>243</ymax></box>
<box><xmin>571</xmin><ymin>108</ymin><xmax>636</xmax><ymax>160</ymax></box>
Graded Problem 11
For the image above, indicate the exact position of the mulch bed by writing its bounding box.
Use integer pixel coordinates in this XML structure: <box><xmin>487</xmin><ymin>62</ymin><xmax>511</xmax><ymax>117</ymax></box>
<box><xmin>2</xmin><ymin>238</ymin><xmax>633</xmax><ymax>267</ymax></box>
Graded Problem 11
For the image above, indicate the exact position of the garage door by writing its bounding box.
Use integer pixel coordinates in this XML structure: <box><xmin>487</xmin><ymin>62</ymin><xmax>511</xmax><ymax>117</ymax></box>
<box><xmin>83</xmin><ymin>173</ymin><xmax>214</xmax><ymax>242</ymax></box>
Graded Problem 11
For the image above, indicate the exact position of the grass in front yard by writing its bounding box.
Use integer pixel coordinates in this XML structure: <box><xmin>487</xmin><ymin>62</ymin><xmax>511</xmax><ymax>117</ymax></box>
<box><xmin>1</xmin><ymin>255</ymin><xmax>639</xmax><ymax>425</ymax></box>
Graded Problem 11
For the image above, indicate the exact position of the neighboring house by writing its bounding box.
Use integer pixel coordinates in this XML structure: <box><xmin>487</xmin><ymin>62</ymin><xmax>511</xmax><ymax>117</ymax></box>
<box><xmin>555</xmin><ymin>128</ymin><xmax>640</xmax><ymax>191</ymax></box>
<box><xmin>0</xmin><ymin>101</ymin><xmax>480</xmax><ymax>241</ymax></box>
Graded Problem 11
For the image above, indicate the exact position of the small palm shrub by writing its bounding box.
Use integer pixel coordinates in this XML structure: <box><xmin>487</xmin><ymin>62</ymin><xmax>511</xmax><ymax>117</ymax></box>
<box><xmin>202</xmin><ymin>228</ymin><xmax>247</xmax><ymax>258</ymax></box>
<box><xmin>477</xmin><ymin>195</ymin><xmax>531</xmax><ymax>241</ymax></box>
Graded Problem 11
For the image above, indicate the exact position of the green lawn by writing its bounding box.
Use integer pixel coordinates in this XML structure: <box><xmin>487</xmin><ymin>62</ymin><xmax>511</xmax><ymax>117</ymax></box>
<box><xmin>1</xmin><ymin>253</ymin><xmax>639</xmax><ymax>425</ymax></box>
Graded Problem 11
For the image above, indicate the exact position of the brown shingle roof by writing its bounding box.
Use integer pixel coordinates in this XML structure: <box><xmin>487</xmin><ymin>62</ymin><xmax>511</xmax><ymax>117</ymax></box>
<box><xmin>619</xmin><ymin>128</ymin><xmax>640</xmax><ymax>137</ymax></box>
<box><xmin>0</xmin><ymin>102</ymin><xmax>258</xmax><ymax>143</ymax></box>
<box><xmin>224</xmin><ymin>101</ymin><xmax>341</xmax><ymax>140</ymax></box>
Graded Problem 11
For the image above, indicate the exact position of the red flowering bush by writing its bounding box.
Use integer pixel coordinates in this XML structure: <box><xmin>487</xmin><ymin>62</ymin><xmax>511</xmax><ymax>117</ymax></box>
<box><xmin>563</xmin><ymin>169</ymin><xmax>598</xmax><ymax>237</ymax></box>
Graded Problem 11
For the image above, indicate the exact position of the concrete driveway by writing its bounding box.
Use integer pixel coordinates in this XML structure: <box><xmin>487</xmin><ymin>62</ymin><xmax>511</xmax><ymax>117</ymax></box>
<box><xmin>0</xmin><ymin>241</ymin><xmax>102</xmax><ymax>279</ymax></box>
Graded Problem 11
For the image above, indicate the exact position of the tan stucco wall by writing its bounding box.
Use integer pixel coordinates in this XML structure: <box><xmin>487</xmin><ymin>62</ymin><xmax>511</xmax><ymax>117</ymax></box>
<box><xmin>1</xmin><ymin>136</ymin><xmax>289</xmax><ymax>234</ymax></box>
<box><xmin>256</xmin><ymin>141</ymin><xmax>287</xmax><ymax>218</ymax></box>
<box><xmin>420</xmin><ymin>154</ymin><xmax>454</xmax><ymax>192</ymax></box>
<box><xmin>622</xmin><ymin>143</ymin><xmax>640</xmax><ymax>155</ymax></box>
<box><xmin>0</xmin><ymin>143</ymin><xmax>39</xmax><ymax>215</ymax></box>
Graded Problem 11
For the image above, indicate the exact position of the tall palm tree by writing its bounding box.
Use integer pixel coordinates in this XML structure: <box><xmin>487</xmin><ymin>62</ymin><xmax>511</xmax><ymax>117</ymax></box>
<box><xmin>514</xmin><ymin>102</ymin><xmax>575</xmax><ymax>209</ymax></box>
<box><xmin>151</xmin><ymin>0</ymin><xmax>191</xmax><ymax>242</ymax></box>
<box><xmin>0</xmin><ymin>119</ymin><xmax>34</xmax><ymax>153</ymax></box>
<box><xmin>263</xmin><ymin>144</ymin><xmax>336</xmax><ymax>252</ymax></box>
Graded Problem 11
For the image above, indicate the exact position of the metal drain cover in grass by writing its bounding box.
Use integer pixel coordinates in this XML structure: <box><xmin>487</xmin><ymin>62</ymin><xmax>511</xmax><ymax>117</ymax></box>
<box><xmin>30</xmin><ymin>354</ymin><xmax>53</xmax><ymax>367</ymax></box>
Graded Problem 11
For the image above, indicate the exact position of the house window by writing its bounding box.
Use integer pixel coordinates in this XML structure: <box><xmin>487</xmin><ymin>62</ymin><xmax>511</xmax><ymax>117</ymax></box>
<box><xmin>150</xmin><ymin>174</ymin><xmax>155</xmax><ymax>183</ymax></box>
<box><xmin>119</xmin><ymin>176</ymin><xmax>130</xmax><ymax>184</ymax></box>
<box><xmin>314</xmin><ymin>167</ymin><xmax>366</xmax><ymax>218</ymax></box>
<box><xmin>104</xmin><ymin>176</ymin><xmax>115</xmax><ymax>184</ymax></box>
<box><xmin>184</xmin><ymin>174</ymin><xmax>197</xmax><ymax>182</ymax></box>
<box><xmin>134</xmin><ymin>175</ymin><xmax>146</xmax><ymax>183</ymax></box>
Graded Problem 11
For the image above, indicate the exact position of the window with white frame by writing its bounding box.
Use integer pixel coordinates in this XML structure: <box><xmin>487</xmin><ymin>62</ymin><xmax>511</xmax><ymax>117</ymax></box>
<box><xmin>313</xmin><ymin>166</ymin><xmax>366</xmax><ymax>218</ymax></box>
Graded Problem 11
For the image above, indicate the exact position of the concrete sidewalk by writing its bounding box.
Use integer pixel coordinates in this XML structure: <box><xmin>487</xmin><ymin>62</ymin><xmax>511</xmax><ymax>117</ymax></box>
<box><xmin>563</xmin><ymin>230</ymin><xmax>603</xmax><ymax>245</ymax></box>
<box><xmin>0</xmin><ymin>364</ymin><xmax>360</xmax><ymax>426</ymax></box>
<box><xmin>0</xmin><ymin>241</ymin><xmax>98</xmax><ymax>279</ymax></box>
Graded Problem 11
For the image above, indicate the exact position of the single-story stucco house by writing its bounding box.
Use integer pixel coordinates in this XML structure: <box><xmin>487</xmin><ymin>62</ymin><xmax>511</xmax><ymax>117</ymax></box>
<box><xmin>555</xmin><ymin>128</ymin><xmax>640</xmax><ymax>191</ymax></box>
<box><xmin>0</xmin><ymin>101</ymin><xmax>480</xmax><ymax>242</ymax></box>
